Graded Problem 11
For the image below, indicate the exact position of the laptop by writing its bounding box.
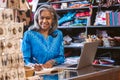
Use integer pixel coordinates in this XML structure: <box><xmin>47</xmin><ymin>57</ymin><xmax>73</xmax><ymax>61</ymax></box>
<box><xmin>65</xmin><ymin>41</ymin><xmax>99</xmax><ymax>69</ymax></box>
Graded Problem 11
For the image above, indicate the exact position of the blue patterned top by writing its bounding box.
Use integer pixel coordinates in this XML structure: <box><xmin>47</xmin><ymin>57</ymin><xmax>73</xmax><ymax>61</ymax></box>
<box><xmin>21</xmin><ymin>29</ymin><xmax>65</xmax><ymax>66</ymax></box>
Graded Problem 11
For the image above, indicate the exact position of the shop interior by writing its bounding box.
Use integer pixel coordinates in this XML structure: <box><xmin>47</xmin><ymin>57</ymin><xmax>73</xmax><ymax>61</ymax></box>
<box><xmin>0</xmin><ymin>0</ymin><xmax>120</xmax><ymax>80</ymax></box>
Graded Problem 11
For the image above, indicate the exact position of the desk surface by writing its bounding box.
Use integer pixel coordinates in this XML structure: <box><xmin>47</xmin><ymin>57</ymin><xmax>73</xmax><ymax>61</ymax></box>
<box><xmin>36</xmin><ymin>65</ymin><xmax>120</xmax><ymax>80</ymax></box>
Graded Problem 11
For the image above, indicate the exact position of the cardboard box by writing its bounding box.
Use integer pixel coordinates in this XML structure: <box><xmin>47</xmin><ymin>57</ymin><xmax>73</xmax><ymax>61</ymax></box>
<box><xmin>17</xmin><ymin>10</ymin><xmax>31</xmax><ymax>26</ymax></box>
<box><xmin>3</xmin><ymin>8</ymin><xmax>14</xmax><ymax>22</ymax></box>
<box><xmin>0</xmin><ymin>8</ymin><xmax>4</xmax><ymax>23</ymax></box>
<box><xmin>7</xmin><ymin>0</ymin><xmax>19</xmax><ymax>9</ymax></box>
<box><xmin>19</xmin><ymin>0</ymin><xmax>30</xmax><ymax>11</ymax></box>
<box><xmin>0</xmin><ymin>0</ymin><xmax>7</xmax><ymax>8</ymax></box>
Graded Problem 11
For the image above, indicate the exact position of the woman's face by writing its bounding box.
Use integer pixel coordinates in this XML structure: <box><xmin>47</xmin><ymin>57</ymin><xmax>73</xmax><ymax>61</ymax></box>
<box><xmin>38</xmin><ymin>9</ymin><xmax>53</xmax><ymax>31</ymax></box>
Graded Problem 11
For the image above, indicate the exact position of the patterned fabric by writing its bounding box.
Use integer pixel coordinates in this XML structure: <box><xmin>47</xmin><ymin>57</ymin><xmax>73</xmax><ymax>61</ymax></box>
<box><xmin>21</xmin><ymin>29</ymin><xmax>65</xmax><ymax>66</ymax></box>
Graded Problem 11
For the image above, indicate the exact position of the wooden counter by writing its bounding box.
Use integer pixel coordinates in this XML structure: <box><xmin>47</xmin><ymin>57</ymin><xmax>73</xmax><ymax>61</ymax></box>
<box><xmin>65</xmin><ymin>65</ymin><xmax>120</xmax><ymax>80</ymax></box>
<box><xmin>38</xmin><ymin>65</ymin><xmax>120</xmax><ymax>80</ymax></box>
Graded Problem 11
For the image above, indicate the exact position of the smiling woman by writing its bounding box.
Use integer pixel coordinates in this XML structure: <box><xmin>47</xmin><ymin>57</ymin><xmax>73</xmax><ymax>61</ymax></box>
<box><xmin>21</xmin><ymin>4</ymin><xmax>65</xmax><ymax>71</ymax></box>
<box><xmin>38</xmin><ymin>8</ymin><xmax>53</xmax><ymax>36</ymax></box>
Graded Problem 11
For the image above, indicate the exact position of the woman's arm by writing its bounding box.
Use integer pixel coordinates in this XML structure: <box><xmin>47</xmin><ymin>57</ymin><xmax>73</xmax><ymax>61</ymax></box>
<box><xmin>43</xmin><ymin>38</ymin><xmax>65</xmax><ymax>68</ymax></box>
<box><xmin>49</xmin><ymin>30</ymin><xmax>65</xmax><ymax>66</ymax></box>
<box><xmin>53</xmin><ymin>39</ymin><xmax>65</xmax><ymax>65</ymax></box>
<box><xmin>21</xmin><ymin>31</ymin><xmax>33</xmax><ymax>66</ymax></box>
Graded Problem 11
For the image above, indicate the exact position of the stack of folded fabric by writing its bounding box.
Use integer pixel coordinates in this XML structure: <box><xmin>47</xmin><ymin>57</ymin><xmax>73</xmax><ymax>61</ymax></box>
<box><xmin>58</xmin><ymin>11</ymin><xmax>76</xmax><ymax>26</ymax></box>
<box><xmin>69</xmin><ymin>1</ymin><xmax>90</xmax><ymax>8</ymax></box>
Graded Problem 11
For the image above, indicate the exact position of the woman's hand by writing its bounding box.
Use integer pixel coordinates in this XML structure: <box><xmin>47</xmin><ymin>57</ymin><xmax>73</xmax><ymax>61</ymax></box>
<box><xmin>33</xmin><ymin>60</ymin><xmax>56</xmax><ymax>71</ymax></box>
<box><xmin>34</xmin><ymin>64</ymin><xmax>43</xmax><ymax>71</ymax></box>
<box><xmin>42</xmin><ymin>60</ymin><xmax>54</xmax><ymax>68</ymax></box>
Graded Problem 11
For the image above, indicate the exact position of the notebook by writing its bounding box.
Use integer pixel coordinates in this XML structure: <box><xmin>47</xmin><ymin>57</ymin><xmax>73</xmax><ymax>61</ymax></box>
<box><xmin>66</xmin><ymin>41</ymin><xmax>99</xmax><ymax>70</ymax></box>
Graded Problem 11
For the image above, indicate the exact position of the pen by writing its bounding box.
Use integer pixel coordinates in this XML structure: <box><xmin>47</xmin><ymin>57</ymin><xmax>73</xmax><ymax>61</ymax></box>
<box><xmin>33</xmin><ymin>57</ymin><xmax>45</xmax><ymax>69</ymax></box>
<box><xmin>33</xmin><ymin>57</ymin><xmax>39</xmax><ymax>64</ymax></box>
<box><xmin>39</xmin><ymin>64</ymin><xmax>45</xmax><ymax>69</ymax></box>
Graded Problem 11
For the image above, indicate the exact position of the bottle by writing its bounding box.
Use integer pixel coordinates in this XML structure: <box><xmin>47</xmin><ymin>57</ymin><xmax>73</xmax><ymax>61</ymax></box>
<box><xmin>103</xmin><ymin>37</ymin><xmax>110</xmax><ymax>47</ymax></box>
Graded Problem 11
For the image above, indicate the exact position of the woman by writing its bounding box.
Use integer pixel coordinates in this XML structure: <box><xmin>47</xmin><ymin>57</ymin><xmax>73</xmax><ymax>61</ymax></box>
<box><xmin>21</xmin><ymin>4</ymin><xmax>65</xmax><ymax>71</ymax></box>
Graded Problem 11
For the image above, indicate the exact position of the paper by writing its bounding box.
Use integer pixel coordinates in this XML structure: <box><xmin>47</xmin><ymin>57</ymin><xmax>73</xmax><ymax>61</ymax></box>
<box><xmin>64</xmin><ymin>56</ymin><xmax>80</xmax><ymax>65</ymax></box>
<box><xmin>35</xmin><ymin>67</ymin><xmax>58</xmax><ymax>75</ymax></box>
<box><xmin>29</xmin><ymin>0</ymin><xmax>39</xmax><ymax>12</ymax></box>
<box><xmin>64</xmin><ymin>42</ymin><xmax>84</xmax><ymax>47</ymax></box>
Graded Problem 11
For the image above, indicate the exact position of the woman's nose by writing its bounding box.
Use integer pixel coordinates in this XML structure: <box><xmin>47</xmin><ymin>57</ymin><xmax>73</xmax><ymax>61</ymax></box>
<box><xmin>43</xmin><ymin>18</ymin><xmax>47</xmax><ymax>22</ymax></box>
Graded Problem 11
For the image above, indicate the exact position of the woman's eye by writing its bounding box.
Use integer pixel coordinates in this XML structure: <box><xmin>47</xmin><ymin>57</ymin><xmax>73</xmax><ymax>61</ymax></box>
<box><xmin>40</xmin><ymin>17</ymin><xmax>44</xmax><ymax>20</ymax></box>
<box><xmin>46</xmin><ymin>17</ymin><xmax>51</xmax><ymax>20</ymax></box>
<box><xmin>39</xmin><ymin>17</ymin><xmax>52</xmax><ymax>20</ymax></box>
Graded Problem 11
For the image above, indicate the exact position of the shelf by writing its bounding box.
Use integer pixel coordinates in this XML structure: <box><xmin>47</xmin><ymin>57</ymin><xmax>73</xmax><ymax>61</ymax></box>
<box><xmin>55</xmin><ymin>7</ymin><xmax>90</xmax><ymax>11</ymax></box>
<box><xmin>58</xmin><ymin>25</ymin><xmax>120</xmax><ymax>29</ymax></box>
<box><xmin>93</xmin><ymin>4</ymin><xmax>120</xmax><ymax>8</ymax></box>
<box><xmin>64</xmin><ymin>44</ymin><xmax>120</xmax><ymax>49</ymax></box>
<box><xmin>58</xmin><ymin>26</ymin><xmax>86</xmax><ymax>29</ymax></box>
<box><xmin>50</xmin><ymin>0</ymin><xmax>120</xmax><ymax>8</ymax></box>
<box><xmin>50</xmin><ymin>0</ymin><xmax>77</xmax><ymax>4</ymax></box>
<box><xmin>88</xmin><ymin>26</ymin><xmax>120</xmax><ymax>28</ymax></box>
<box><xmin>64</xmin><ymin>45</ymin><xmax>82</xmax><ymax>48</ymax></box>
<box><xmin>54</xmin><ymin>4</ymin><xmax>120</xmax><ymax>12</ymax></box>
<box><xmin>64</xmin><ymin>43</ymin><xmax>84</xmax><ymax>48</ymax></box>
<box><xmin>98</xmin><ymin>46</ymin><xmax>120</xmax><ymax>49</ymax></box>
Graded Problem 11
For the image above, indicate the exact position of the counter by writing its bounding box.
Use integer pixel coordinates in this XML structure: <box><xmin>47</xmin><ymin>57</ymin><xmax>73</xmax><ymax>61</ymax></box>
<box><xmin>31</xmin><ymin>65</ymin><xmax>120</xmax><ymax>80</ymax></box>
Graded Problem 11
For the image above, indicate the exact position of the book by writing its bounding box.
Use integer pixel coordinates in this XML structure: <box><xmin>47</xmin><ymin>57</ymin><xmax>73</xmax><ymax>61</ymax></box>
<box><xmin>35</xmin><ymin>67</ymin><xmax>63</xmax><ymax>75</ymax></box>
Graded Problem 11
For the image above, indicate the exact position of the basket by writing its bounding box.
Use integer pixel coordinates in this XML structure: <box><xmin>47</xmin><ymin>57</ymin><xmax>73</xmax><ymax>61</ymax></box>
<box><xmin>24</xmin><ymin>66</ymin><xmax>35</xmax><ymax>77</ymax></box>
